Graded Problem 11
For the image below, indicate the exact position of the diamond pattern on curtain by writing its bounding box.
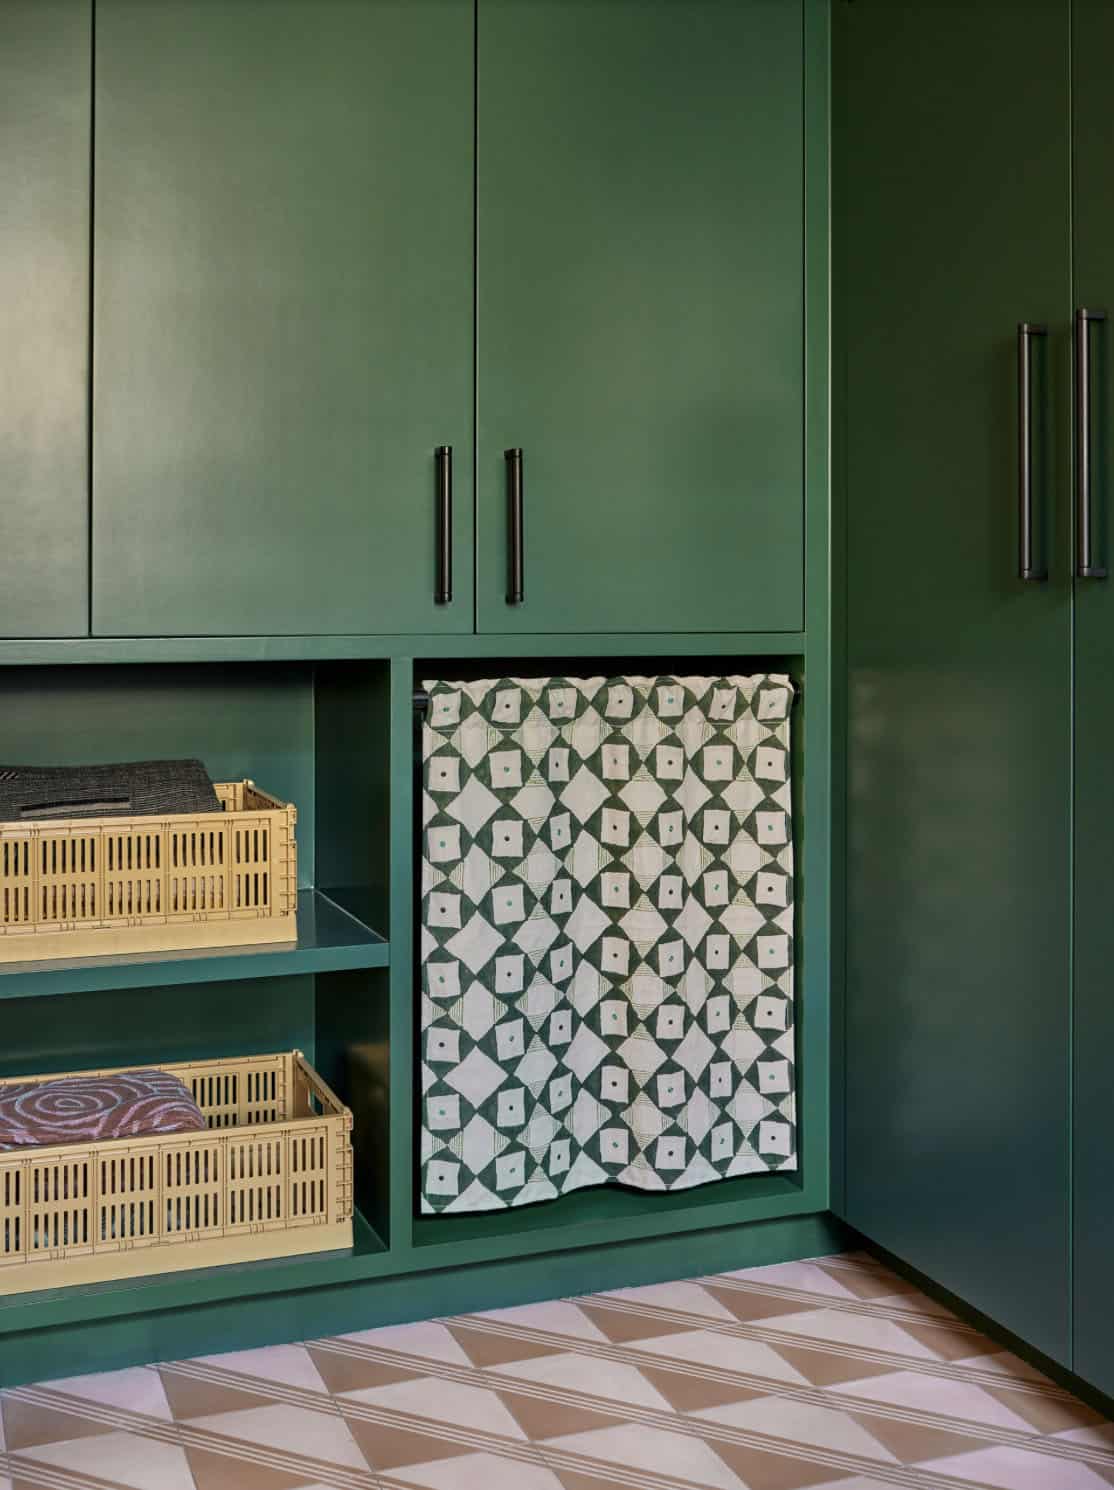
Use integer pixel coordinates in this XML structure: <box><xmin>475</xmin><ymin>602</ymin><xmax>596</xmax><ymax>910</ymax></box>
<box><xmin>419</xmin><ymin>674</ymin><xmax>796</xmax><ymax>1214</ymax></box>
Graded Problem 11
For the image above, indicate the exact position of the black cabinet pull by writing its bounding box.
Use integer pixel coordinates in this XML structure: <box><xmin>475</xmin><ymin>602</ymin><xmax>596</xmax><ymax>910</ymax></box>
<box><xmin>435</xmin><ymin>445</ymin><xmax>452</xmax><ymax>605</ymax></box>
<box><xmin>1018</xmin><ymin>322</ymin><xmax>1047</xmax><ymax>581</ymax></box>
<box><xmin>1076</xmin><ymin>308</ymin><xmax>1107</xmax><ymax>579</ymax></box>
<box><xmin>505</xmin><ymin>447</ymin><xmax>524</xmax><ymax>604</ymax></box>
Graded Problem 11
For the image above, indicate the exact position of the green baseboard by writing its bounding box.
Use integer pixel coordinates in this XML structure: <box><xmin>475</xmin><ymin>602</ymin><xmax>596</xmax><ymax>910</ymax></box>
<box><xmin>0</xmin><ymin>1212</ymin><xmax>849</xmax><ymax>1388</ymax></box>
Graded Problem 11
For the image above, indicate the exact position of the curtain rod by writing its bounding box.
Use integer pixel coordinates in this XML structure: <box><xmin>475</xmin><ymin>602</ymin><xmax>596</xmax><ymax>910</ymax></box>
<box><xmin>413</xmin><ymin>682</ymin><xmax>802</xmax><ymax>715</ymax></box>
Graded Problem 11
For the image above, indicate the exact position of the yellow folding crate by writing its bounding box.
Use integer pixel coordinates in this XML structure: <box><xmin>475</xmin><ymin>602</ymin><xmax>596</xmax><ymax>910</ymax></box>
<box><xmin>0</xmin><ymin>782</ymin><xmax>297</xmax><ymax>962</ymax></box>
<box><xmin>0</xmin><ymin>1051</ymin><xmax>353</xmax><ymax>1293</ymax></box>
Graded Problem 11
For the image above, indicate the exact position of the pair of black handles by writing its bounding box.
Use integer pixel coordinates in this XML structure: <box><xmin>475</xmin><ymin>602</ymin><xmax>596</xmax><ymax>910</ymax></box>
<box><xmin>433</xmin><ymin>446</ymin><xmax>524</xmax><ymax>606</ymax></box>
<box><xmin>1019</xmin><ymin>309</ymin><xmax>1107</xmax><ymax>581</ymax></box>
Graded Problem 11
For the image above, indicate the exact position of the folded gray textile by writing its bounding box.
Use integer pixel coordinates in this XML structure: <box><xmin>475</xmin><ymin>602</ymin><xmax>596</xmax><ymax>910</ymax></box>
<box><xmin>0</xmin><ymin>760</ymin><xmax>222</xmax><ymax>823</ymax></box>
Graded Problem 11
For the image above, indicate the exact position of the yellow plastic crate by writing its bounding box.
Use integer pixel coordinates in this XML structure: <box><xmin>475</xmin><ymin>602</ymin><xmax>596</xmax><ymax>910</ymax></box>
<box><xmin>0</xmin><ymin>1051</ymin><xmax>353</xmax><ymax>1293</ymax></box>
<box><xmin>0</xmin><ymin>781</ymin><xmax>297</xmax><ymax>963</ymax></box>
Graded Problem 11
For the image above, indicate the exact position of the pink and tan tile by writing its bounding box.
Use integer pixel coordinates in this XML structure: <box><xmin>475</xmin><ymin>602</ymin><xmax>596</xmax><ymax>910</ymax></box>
<box><xmin>2</xmin><ymin>1252</ymin><xmax>1112</xmax><ymax>1490</ymax></box>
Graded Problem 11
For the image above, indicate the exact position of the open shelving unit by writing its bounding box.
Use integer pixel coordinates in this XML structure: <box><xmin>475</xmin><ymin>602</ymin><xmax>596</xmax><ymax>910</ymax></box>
<box><xmin>0</xmin><ymin>608</ymin><xmax>835</xmax><ymax>1385</ymax></box>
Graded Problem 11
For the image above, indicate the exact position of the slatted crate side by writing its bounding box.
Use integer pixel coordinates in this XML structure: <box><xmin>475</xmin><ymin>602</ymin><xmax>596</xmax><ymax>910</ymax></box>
<box><xmin>291</xmin><ymin>1053</ymin><xmax>354</xmax><ymax>1226</ymax></box>
<box><xmin>185</xmin><ymin>1053</ymin><xmax>290</xmax><ymax>1128</ymax></box>
<box><xmin>163</xmin><ymin>1137</ymin><xmax>225</xmax><ymax>1241</ymax></box>
<box><xmin>0</xmin><ymin>1162</ymin><xmax>24</xmax><ymax>1264</ymax></box>
<box><xmin>288</xmin><ymin>1126</ymin><xmax>332</xmax><ymax>1226</ymax></box>
<box><xmin>226</xmin><ymin>1130</ymin><xmax>287</xmax><ymax>1231</ymax></box>
<box><xmin>167</xmin><ymin>820</ymin><xmax>230</xmax><ymax>919</ymax></box>
<box><xmin>218</xmin><ymin>782</ymin><xmax>297</xmax><ymax>924</ymax></box>
<box><xmin>103</xmin><ymin>825</ymin><xmax>163</xmax><ymax>922</ymax></box>
<box><xmin>99</xmin><ymin>1149</ymin><xmax>159</xmax><ymax>1250</ymax></box>
<box><xmin>0</xmin><ymin>837</ymin><xmax>32</xmax><ymax>929</ymax></box>
<box><xmin>27</xmin><ymin>1151</ymin><xmax>94</xmax><ymax>1258</ymax></box>
<box><xmin>36</xmin><ymin>829</ymin><xmax>100</xmax><ymax>930</ymax></box>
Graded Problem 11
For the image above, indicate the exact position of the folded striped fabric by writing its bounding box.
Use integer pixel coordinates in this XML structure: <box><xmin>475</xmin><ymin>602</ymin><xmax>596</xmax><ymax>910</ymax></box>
<box><xmin>0</xmin><ymin>760</ymin><xmax>221</xmax><ymax>824</ymax></box>
<box><xmin>0</xmin><ymin>1069</ymin><xmax>208</xmax><ymax>1151</ymax></box>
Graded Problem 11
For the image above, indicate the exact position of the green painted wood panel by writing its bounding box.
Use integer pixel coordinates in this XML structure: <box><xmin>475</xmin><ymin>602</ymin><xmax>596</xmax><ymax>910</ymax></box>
<box><xmin>0</xmin><ymin>1</ymin><xmax>90</xmax><ymax>637</ymax></box>
<box><xmin>837</xmin><ymin>0</ymin><xmax>1073</xmax><ymax>1364</ymax></box>
<box><xmin>1070</xmin><ymin>0</ymin><xmax>1114</xmax><ymax>1398</ymax></box>
<box><xmin>476</xmin><ymin>0</ymin><xmax>803</xmax><ymax>634</ymax></box>
<box><xmin>92</xmin><ymin>0</ymin><xmax>474</xmax><ymax>637</ymax></box>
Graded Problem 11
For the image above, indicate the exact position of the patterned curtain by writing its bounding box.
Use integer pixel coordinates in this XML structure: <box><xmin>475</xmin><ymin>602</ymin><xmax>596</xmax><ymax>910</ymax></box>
<box><xmin>419</xmin><ymin>674</ymin><xmax>796</xmax><ymax>1214</ymax></box>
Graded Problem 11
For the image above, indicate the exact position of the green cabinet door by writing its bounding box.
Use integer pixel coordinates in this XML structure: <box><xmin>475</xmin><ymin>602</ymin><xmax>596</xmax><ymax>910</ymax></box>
<box><xmin>837</xmin><ymin>0</ymin><xmax>1073</xmax><ymax>1363</ymax></box>
<box><xmin>476</xmin><ymin>0</ymin><xmax>803</xmax><ymax>634</ymax></box>
<box><xmin>1070</xmin><ymin>0</ymin><xmax>1114</xmax><ymax>1398</ymax></box>
<box><xmin>93</xmin><ymin>0</ymin><xmax>473</xmax><ymax>637</ymax></box>
<box><xmin>0</xmin><ymin>1</ymin><xmax>90</xmax><ymax>638</ymax></box>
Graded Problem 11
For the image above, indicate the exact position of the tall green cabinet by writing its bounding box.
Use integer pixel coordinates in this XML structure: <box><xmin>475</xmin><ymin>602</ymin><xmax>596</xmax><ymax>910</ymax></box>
<box><xmin>836</xmin><ymin>0</ymin><xmax>1073</xmax><ymax>1366</ymax></box>
<box><xmin>0</xmin><ymin>1</ymin><xmax>90</xmax><ymax>638</ymax></box>
<box><xmin>838</xmin><ymin>0</ymin><xmax>1114</xmax><ymax>1387</ymax></box>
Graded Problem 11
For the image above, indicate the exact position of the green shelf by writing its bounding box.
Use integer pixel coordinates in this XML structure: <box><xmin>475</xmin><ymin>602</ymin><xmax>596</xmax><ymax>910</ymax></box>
<box><xmin>0</xmin><ymin>889</ymin><xmax>388</xmax><ymax>999</ymax></box>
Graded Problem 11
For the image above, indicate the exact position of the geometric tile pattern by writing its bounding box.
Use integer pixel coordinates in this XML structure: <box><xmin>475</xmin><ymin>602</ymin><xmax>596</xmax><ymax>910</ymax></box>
<box><xmin>5</xmin><ymin>1250</ymin><xmax>1114</xmax><ymax>1490</ymax></box>
<box><xmin>420</xmin><ymin>674</ymin><xmax>796</xmax><ymax>1213</ymax></box>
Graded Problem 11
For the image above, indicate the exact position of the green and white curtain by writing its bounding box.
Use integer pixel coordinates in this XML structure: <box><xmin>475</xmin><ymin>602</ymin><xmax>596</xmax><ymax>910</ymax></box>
<box><xmin>419</xmin><ymin>674</ymin><xmax>795</xmax><ymax>1215</ymax></box>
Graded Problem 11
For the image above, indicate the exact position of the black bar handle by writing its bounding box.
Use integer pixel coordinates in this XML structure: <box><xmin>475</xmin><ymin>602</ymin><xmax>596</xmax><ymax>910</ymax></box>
<box><xmin>1018</xmin><ymin>323</ymin><xmax>1047</xmax><ymax>581</ymax></box>
<box><xmin>505</xmin><ymin>447</ymin><xmax>524</xmax><ymax>604</ymax></box>
<box><xmin>434</xmin><ymin>446</ymin><xmax>452</xmax><ymax>604</ymax></box>
<box><xmin>1076</xmin><ymin>308</ymin><xmax>1107</xmax><ymax>579</ymax></box>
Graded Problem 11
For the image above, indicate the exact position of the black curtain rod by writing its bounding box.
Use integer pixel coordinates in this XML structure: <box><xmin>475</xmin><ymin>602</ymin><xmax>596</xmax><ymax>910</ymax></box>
<box><xmin>413</xmin><ymin>682</ymin><xmax>802</xmax><ymax>714</ymax></box>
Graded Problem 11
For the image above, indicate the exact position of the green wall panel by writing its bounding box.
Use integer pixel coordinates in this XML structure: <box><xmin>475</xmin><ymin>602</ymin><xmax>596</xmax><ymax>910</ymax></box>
<box><xmin>0</xmin><ymin>0</ymin><xmax>90</xmax><ymax>638</ymax></box>
<box><xmin>92</xmin><ymin>0</ymin><xmax>475</xmax><ymax>637</ymax></box>
<box><xmin>0</xmin><ymin>976</ymin><xmax>315</xmax><ymax>1081</ymax></box>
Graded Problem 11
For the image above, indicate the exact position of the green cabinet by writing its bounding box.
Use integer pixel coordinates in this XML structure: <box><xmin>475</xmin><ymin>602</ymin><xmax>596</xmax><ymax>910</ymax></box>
<box><xmin>67</xmin><ymin>0</ymin><xmax>807</xmax><ymax>640</ymax></box>
<box><xmin>1070</xmin><ymin>0</ymin><xmax>1114</xmax><ymax>1402</ymax></box>
<box><xmin>92</xmin><ymin>0</ymin><xmax>475</xmax><ymax>637</ymax></box>
<box><xmin>837</xmin><ymin>0</ymin><xmax>1074</xmax><ymax>1364</ymax></box>
<box><xmin>476</xmin><ymin>0</ymin><xmax>804</xmax><ymax>634</ymax></box>
<box><xmin>0</xmin><ymin>1</ymin><xmax>91</xmax><ymax>638</ymax></box>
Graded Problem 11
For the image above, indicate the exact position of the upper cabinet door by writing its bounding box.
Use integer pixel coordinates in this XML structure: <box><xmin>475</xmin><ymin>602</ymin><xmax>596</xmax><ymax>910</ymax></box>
<box><xmin>0</xmin><ymin>1</ymin><xmax>90</xmax><ymax>638</ymax></box>
<box><xmin>476</xmin><ymin>0</ymin><xmax>803</xmax><ymax>634</ymax></box>
<box><xmin>93</xmin><ymin>0</ymin><xmax>474</xmax><ymax>637</ymax></box>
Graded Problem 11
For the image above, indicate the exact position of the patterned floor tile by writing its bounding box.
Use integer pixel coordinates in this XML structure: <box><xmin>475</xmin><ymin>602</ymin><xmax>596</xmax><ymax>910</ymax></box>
<box><xmin>919</xmin><ymin>1443</ymin><xmax>1114</xmax><ymax>1489</ymax></box>
<box><xmin>4</xmin><ymin>1249</ymin><xmax>1114</xmax><ymax>1490</ymax></box>
<box><xmin>10</xmin><ymin>1430</ymin><xmax>196</xmax><ymax>1490</ymax></box>
<box><xmin>543</xmin><ymin>1421</ymin><xmax>750</xmax><ymax>1489</ymax></box>
<box><xmin>393</xmin><ymin>1452</ymin><xmax>566</xmax><ymax>1490</ymax></box>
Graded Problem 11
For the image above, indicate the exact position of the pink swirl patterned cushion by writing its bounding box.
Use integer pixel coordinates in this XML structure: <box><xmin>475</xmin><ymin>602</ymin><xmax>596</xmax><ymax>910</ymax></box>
<box><xmin>0</xmin><ymin>1069</ymin><xmax>207</xmax><ymax>1151</ymax></box>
